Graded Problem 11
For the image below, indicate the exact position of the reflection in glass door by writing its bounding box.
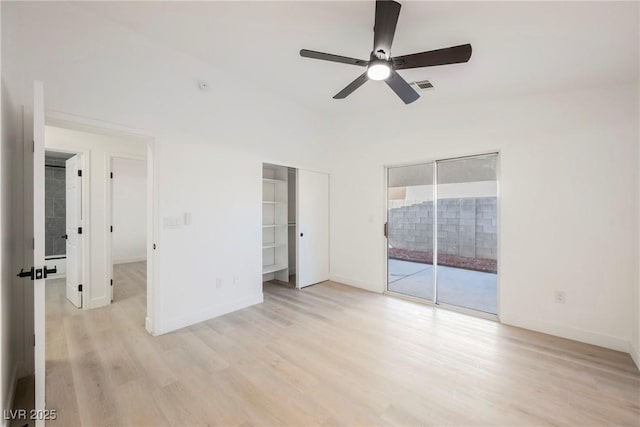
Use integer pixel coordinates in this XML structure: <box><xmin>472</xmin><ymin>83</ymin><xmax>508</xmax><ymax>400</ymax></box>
<box><xmin>386</xmin><ymin>154</ymin><xmax>498</xmax><ymax>316</ymax></box>
<box><xmin>386</xmin><ymin>163</ymin><xmax>435</xmax><ymax>301</ymax></box>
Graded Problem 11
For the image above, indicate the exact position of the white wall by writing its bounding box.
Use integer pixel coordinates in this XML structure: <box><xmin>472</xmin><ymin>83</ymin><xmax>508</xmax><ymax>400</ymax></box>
<box><xmin>45</xmin><ymin>126</ymin><xmax>147</xmax><ymax>309</ymax></box>
<box><xmin>0</xmin><ymin>1</ymin><xmax>17</xmax><ymax>414</ymax></box>
<box><xmin>112</xmin><ymin>157</ymin><xmax>146</xmax><ymax>264</ymax></box>
<box><xmin>1</xmin><ymin>2</ymin><xmax>333</xmax><ymax>343</ymax></box>
<box><xmin>329</xmin><ymin>84</ymin><xmax>639</xmax><ymax>354</ymax></box>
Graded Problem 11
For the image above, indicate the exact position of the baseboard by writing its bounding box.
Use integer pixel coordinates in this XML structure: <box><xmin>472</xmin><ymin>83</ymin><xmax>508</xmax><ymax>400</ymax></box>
<box><xmin>145</xmin><ymin>316</ymin><xmax>154</xmax><ymax>336</ymax></box>
<box><xmin>630</xmin><ymin>341</ymin><xmax>640</xmax><ymax>371</ymax></box>
<box><xmin>113</xmin><ymin>256</ymin><xmax>146</xmax><ymax>265</ymax></box>
<box><xmin>155</xmin><ymin>293</ymin><xmax>264</xmax><ymax>335</ymax></box>
<box><xmin>329</xmin><ymin>274</ymin><xmax>383</xmax><ymax>294</ymax></box>
<box><xmin>501</xmin><ymin>316</ymin><xmax>629</xmax><ymax>353</ymax></box>
<box><xmin>3</xmin><ymin>363</ymin><xmax>18</xmax><ymax>427</ymax></box>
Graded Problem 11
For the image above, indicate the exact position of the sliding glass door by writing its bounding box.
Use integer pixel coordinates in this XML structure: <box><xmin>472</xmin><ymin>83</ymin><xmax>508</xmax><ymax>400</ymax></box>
<box><xmin>386</xmin><ymin>163</ymin><xmax>435</xmax><ymax>301</ymax></box>
<box><xmin>386</xmin><ymin>154</ymin><xmax>498</xmax><ymax>315</ymax></box>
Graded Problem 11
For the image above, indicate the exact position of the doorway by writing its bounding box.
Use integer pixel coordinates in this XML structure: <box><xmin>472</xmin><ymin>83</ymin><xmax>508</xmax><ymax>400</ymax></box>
<box><xmin>108</xmin><ymin>156</ymin><xmax>148</xmax><ymax>305</ymax></box>
<box><xmin>44</xmin><ymin>150</ymin><xmax>85</xmax><ymax>308</ymax></box>
<box><xmin>386</xmin><ymin>153</ymin><xmax>499</xmax><ymax>316</ymax></box>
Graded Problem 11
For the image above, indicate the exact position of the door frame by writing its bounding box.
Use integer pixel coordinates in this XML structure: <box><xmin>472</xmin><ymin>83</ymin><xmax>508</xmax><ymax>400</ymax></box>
<box><xmin>106</xmin><ymin>153</ymin><xmax>148</xmax><ymax>305</ymax></box>
<box><xmin>383</xmin><ymin>151</ymin><xmax>501</xmax><ymax>321</ymax></box>
<box><xmin>45</xmin><ymin>111</ymin><xmax>158</xmax><ymax>335</ymax></box>
<box><xmin>44</xmin><ymin>148</ymin><xmax>88</xmax><ymax>308</ymax></box>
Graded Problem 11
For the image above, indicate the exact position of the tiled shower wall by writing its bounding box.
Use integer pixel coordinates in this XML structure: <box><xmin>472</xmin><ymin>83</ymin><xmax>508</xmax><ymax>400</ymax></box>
<box><xmin>45</xmin><ymin>157</ymin><xmax>66</xmax><ymax>256</ymax></box>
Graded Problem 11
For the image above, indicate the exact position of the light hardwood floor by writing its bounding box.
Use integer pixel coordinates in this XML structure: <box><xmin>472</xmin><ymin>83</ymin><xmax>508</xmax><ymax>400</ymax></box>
<box><xmin>42</xmin><ymin>262</ymin><xmax>639</xmax><ymax>426</ymax></box>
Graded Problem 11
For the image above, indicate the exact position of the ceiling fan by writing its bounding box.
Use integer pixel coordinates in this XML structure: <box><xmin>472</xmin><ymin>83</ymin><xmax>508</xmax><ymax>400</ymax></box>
<box><xmin>300</xmin><ymin>0</ymin><xmax>472</xmax><ymax>104</ymax></box>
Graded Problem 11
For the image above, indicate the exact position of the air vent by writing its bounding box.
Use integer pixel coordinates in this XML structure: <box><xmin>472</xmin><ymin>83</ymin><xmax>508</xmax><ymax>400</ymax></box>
<box><xmin>411</xmin><ymin>79</ymin><xmax>434</xmax><ymax>92</ymax></box>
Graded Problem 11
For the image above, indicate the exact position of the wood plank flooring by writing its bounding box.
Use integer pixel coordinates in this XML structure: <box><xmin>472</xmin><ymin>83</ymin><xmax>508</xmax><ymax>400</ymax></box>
<box><xmin>42</xmin><ymin>262</ymin><xmax>639</xmax><ymax>426</ymax></box>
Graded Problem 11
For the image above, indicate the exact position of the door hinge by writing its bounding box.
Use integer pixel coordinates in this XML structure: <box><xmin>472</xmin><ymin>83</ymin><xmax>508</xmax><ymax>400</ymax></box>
<box><xmin>32</xmin><ymin>140</ymin><xmax>34</xmax><ymax>153</ymax></box>
<box><xmin>110</xmin><ymin>279</ymin><xmax>113</xmax><ymax>287</ymax></box>
<box><xmin>78</xmin><ymin>169</ymin><xmax>82</xmax><ymax>177</ymax></box>
<box><xmin>32</xmin><ymin>238</ymin><xmax>34</xmax><ymax>249</ymax></box>
<box><xmin>110</xmin><ymin>172</ymin><xmax>113</xmax><ymax>179</ymax></box>
<box><xmin>33</xmin><ymin>334</ymin><xmax>36</xmax><ymax>347</ymax></box>
<box><xmin>110</xmin><ymin>226</ymin><xmax>113</xmax><ymax>233</ymax></box>
<box><xmin>78</xmin><ymin>284</ymin><xmax>83</xmax><ymax>292</ymax></box>
<box><xmin>153</xmin><ymin>243</ymin><xmax>156</xmax><ymax>250</ymax></box>
<box><xmin>78</xmin><ymin>227</ymin><xmax>83</xmax><ymax>234</ymax></box>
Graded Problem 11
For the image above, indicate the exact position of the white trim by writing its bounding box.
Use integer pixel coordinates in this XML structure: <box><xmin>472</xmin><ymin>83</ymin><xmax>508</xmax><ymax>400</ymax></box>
<box><xmin>155</xmin><ymin>293</ymin><xmax>264</xmax><ymax>336</ymax></box>
<box><xmin>502</xmin><ymin>316</ymin><xmax>630</xmax><ymax>353</ymax></box>
<box><xmin>630</xmin><ymin>341</ymin><xmax>640</xmax><ymax>371</ymax></box>
<box><xmin>113</xmin><ymin>256</ymin><xmax>147</xmax><ymax>265</ymax></box>
<box><xmin>329</xmin><ymin>275</ymin><xmax>383</xmax><ymax>293</ymax></box>
<box><xmin>145</xmin><ymin>316</ymin><xmax>154</xmax><ymax>336</ymax></box>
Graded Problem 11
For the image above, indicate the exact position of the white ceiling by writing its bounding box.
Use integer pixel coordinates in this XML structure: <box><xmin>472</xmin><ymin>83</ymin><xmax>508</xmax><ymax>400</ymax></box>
<box><xmin>73</xmin><ymin>1</ymin><xmax>639</xmax><ymax>113</ymax></box>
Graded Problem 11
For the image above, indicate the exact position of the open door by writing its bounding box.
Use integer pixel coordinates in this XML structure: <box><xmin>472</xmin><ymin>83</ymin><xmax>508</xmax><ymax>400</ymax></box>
<box><xmin>65</xmin><ymin>155</ymin><xmax>83</xmax><ymax>307</ymax></box>
<box><xmin>297</xmin><ymin>169</ymin><xmax>329</xmax><ymax>288</ymax></box>
<box><xmin>14</xmin><ymin>81</ymin><xmax>50</xmax><ymax>425</ymax></box>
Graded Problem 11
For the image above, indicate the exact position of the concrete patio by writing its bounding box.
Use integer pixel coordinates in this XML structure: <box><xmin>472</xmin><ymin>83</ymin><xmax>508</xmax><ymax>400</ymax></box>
<box><xmin>388</xmin><ymin>259</ymin><xmax>497</xmax><ymax>314</ymax></box>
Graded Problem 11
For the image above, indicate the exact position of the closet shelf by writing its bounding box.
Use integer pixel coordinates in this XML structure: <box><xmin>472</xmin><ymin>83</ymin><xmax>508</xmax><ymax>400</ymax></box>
<box><xmin>263</xmin><ymin>243</ymin><xmax>286</xmax><ymax>249</ymax></box>
<box><xmin>263</xmin><ymin>264</ymin><xmax>287</xmax><ymax>274</ymax></box>
<box><xmin>262</xmin><ymin>224</ymin><xmax>287</xmax><ymax>228</ymax></box>
<box><xmin>262</xmin><ymin>201</ymin><xmax>284</xmax><ymax>204</ymax></box>
<box><xmin>263</xmin><ymin>178</ymin><xmax>286</xmax><ymax>184</ymax></box>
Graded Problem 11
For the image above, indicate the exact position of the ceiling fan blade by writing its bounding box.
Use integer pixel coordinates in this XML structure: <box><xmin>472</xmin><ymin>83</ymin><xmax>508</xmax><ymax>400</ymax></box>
<box><xmin>373</xmin><ymin>0</ymin><xmax>401</xmax><ymax>58</ymax></box>
<box><xmin>392</xmin><ymin>44</ymin><xmax>472</xmax><ymax>70</ymax></box>
<box><xmin>333</xmin><ymin>72</ymin><xmax>369</xmax><ymax>99</ymax></box>
<box><xmin>300</xmin><ymin>49</ymin><xmax>368</xmax><ymax>67</ymax></box>
<box><xmin>385</xmin><ymin>70</ymin><xmax>419</xmax><ymax>104</ymax></box>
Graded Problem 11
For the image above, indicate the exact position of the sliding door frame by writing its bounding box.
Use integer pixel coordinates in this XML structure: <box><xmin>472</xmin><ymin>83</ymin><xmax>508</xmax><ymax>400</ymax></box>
<box><xmin>383</xmin><ymin>151</ymin><xmax>501</xmax><ymax>321</ymax></box>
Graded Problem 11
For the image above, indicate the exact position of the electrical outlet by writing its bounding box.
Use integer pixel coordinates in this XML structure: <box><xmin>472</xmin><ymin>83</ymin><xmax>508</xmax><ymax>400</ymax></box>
<box><xmin>216</xmin><ymin>278</ymin><xmax>223</xmax><ymax>288</ymax></box>
<box><xmin>554</xmin><ymin>291</ymin><xmax>566</xmax><ymax>304</ymax></box>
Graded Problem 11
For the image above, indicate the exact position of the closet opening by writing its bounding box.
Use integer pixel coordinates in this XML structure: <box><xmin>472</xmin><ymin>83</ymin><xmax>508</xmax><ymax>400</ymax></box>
<box><xmin>262</xmin><ymin>163</ymin><xmax>330</xmax><ymax>289</ymax></box>
<box><xmin>262</xmin><ymin>163</ymin><xmax>297</xmax><ymax>287</ymax></box>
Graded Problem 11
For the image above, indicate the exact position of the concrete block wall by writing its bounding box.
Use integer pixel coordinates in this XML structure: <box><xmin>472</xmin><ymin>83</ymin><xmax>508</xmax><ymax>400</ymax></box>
<box><xmin>388</xmin><ymin>197</ymin><xmax>497</xmax><ymax>260</ymax></box>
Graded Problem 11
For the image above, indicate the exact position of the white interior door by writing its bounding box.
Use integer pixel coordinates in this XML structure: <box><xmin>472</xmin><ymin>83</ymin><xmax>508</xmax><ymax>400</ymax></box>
<box><xmin>33</xmin><ymin>80</ymin><xmax>47</xmax><ymax>426</ymax></box>
<box><xmin>65</xmin><ymin>155</ymin><xmax>82</xmax><ymax>308</ymax></box>
<box><xmin>297</xmin><ymin>169</ymin><xmax>329</xmax><ymax>288</ymax></box>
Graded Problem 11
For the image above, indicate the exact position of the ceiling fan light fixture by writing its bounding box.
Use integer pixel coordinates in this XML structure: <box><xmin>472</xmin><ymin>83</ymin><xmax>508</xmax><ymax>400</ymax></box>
<box><xmin>367</xmin><ymin>62</ymin><xmax>391</xmax><ymax>81</ymax></box>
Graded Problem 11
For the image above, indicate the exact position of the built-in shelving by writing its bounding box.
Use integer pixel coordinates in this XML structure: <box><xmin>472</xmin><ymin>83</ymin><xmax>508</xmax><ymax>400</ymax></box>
<box><xmin>263</xmin><ymin>178</ymin><xmax>285</xmax><ymax>184</ymax></box>
<box><xmin>263</xmin><ymin>264</ymin><xmax>288</xmax><ymax>275</ymax></box>
<box><xmin>262</xmin><ymin>164</ymin><xmax>289</xmax><ymax>281</ymax></box>
<box><xmin>262</xmin><ymin>242</ymin><xmax>286</xmax><ymax>249</ymax></box>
